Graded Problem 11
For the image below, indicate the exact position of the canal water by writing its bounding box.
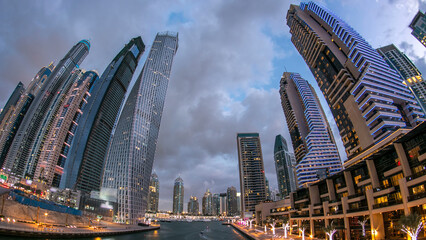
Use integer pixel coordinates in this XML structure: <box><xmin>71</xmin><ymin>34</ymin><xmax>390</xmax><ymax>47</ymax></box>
<box><xmin>1</xmin><ymin>221</ymin><xmax>249</xmax><ymax>240</ymax></box>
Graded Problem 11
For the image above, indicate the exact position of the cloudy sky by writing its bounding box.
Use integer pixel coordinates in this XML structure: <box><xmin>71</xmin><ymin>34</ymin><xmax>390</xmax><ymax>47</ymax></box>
<box><xmin>1</xmin><ymin>0</ymin><xmax>426</xmax><ymax>211</ymax></box>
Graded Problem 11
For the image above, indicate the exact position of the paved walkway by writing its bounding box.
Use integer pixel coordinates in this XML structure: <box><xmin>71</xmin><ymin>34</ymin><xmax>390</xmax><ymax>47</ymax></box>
<box><xmin>232</xmin><ymin>223</ymin><xmax>320</xmax><ymax>240</ymax></box>
<box><xmin>0</xmin><ymin>219</ymin><xmax>159</xmax><ymax>237</ymax></box>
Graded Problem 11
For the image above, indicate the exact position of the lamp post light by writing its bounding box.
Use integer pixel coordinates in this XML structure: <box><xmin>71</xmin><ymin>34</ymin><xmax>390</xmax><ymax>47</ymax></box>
<box><xmin>44</xmin><ymin>212</ymin><xmax>48</xmax><ymax>225</ymax></box>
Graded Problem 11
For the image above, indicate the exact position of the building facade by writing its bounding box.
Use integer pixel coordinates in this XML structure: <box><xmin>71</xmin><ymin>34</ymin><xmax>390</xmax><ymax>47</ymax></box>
<box><xmin>280</xmin><ymin>72</ymin><xmax>342</xmax><ymax>186</ymax></box>
<box><xmin>274</xmin><ymin>134</ymin><xmax>297</xmax><ymax>198</ymax></box>
<box><xmin>377</xmin><ymin>44</ymin><xmax>426</xmax><ymax>115</ymax></box>
<box><xmin>0</xmin><ymin>64</ymin><xmax>54</xmax><ymax>169</ymax></box>
<box><xmin>212</xmin><ymin>193</ymin><xmax>220</xmax><ymax>216</ymax></box>
<box><xmin>237</xmin><ymin>133</ymin><xmax>267</xmax><ymax>218</ymax></box>
<box><xmin>188</xmin><ymin>196</ymin><xmax>199</xmax><ymax>215</ymax></box>
<box><xmin>34</xmin><ymin>70</ymin><xmax>98</xmax><ymax>187</ymax></box>
<box><xmin>5</xmin><ymin>40</ymin><xmax>90</xmax><ymax>178</ymax></box>
<box><xmin>101</xmin><ymin>33</ymin><xmax>178</xmax><ymax>223</ymax></box>
<box><xmin>287</xmin><ymin>2</ymin><xmax>425</xmax><ymax>160</ymax></box>
<box><xmin>0</xmin><ymin>82</ymin><xmax>25</xmax><ymax>126</ymax></box>
<box><xmin>227</xmin><ymin>186</ymin><xmax>237</xmax><ymax>216</ymax></box>
<box><xmin>202</xmin><ymin>189</ymin><xmax>213</xmax><ymax>216</ymax></box>
<box><xmin>60</xmin><ymin>37</ymin><xmax>145</xmax><ymax>193</ymax></box>
<box><xmin>173</xmin><ymin>177</ymin><xmax>184</xmax><ymax>215</ymax></box>
<box><xmin>147</xmin><ymin>173</ymin><xmax>159</xmax><ymax>213</ymax></box>
<box><xmin>255</xmin><ymin>122</ymin><xmax>426</xmax><ymax>240</ymax></box>
<box><xmin>409</xmin><ymin>11</ymin><xmax>426</xmax><ymax>47</ymax></box>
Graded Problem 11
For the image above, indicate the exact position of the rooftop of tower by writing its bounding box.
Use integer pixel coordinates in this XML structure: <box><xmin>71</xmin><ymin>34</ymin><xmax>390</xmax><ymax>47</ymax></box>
<box><xmin>79</xmin><ymin>39</ymin><xmax>90</xmax><ymax>50</ymax></box>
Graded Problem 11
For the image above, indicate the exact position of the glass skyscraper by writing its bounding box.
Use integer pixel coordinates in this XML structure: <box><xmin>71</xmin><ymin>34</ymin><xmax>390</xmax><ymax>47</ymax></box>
<box><xmin>286</xmin><ymin>2</ymin><xmax>425</xmax><ymax>161</ymax></box>
<box><xmin>147</xmin><ymin>173</ymin><xmax>159</xmax><ymax>213</ymax></box>
<box><xmin>60</xmin><ymin>37</ymin><xmax>145</xmax><ymax>193</ymax></box>
<box><xmin>101</xmin><ymin>32</ymin><xmax>178</xmax><ymax>223</ymax></box>
<box><xmin>273</xmin><ymin>134</ymin><xmax>297</xmax><ymax>197</ymax></box>
<box><xmin>202</xmin><ymin>189</ymin><xmax>213</xmax><ymax>216</ymax></box>
<box><xmin>187</xmin><ymin>196</ymin><xmax>199</xmax><ymax>215</ymax></box>
<box><xmin>280</xmin><ymin>72</ymin><xmax>342</xmax><ymax>187</ymax></box>
<box><xmin>0</xmin><ymin>64</ymin><xmax>54</xmax><ymax>168</ymax></box>
<box><xmin>377</xmin><ymin>44</ymin><xmax>426</xmax><ymax>115</ymax></box>
<box><xmin>0</xmin><ymin>82</ymin><xmax>25</xmax><ymax>126</ymax></box>
<box><xmin>236</xmin><ymin>133</ymin><xmax>266</xmax><ymax>218</ymax></box>
<box><xmin>4</xmin><ymin>40</ymin><xmax>90</xmax><ymax>178</ymax></box>
<box><xmin>173</xmin><ymin>176</ymin><xmax>184</xmax><ymax>215</ymax></box>
<box><xmin>226</xmin><ymin>186</ymin><xmax>237</xmax><ymax>216</ymax></box>
<box><xmin>409</xmin><ymin>11</ymin><xmax>426</xmax><ymax>47</ymax></box>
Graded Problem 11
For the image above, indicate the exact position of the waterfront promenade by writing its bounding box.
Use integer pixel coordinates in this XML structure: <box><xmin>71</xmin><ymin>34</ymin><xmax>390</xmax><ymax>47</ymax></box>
<box><xmin>231</xmin><ymin>223</ymin><xmax>320</xmax><ymax>240</ymax></box>
<box><xmin>0</xmin><ymin>219</ymin><xmax>159</xmax><ymax>238</ymax></box>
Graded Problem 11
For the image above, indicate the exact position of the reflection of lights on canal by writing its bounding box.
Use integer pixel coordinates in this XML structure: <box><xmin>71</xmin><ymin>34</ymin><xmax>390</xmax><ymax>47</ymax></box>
<box><xmin>153</xmin><ymin>230</ymin><xmax>158</xmax><ymax>235</ymax></box>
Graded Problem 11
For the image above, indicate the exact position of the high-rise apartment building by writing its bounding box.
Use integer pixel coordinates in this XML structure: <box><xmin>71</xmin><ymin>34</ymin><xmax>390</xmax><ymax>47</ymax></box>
<box><xmin>34</xmin><ymin>70</ymin><xmax>98</xmax><ymax>187</ymax></box>
<box><xmin>101</xmin><ymin>33</ymin><xmax>178</xmax><ymax>222</ymax></box>
<box><xmin>5</xmin><ymin>40</ymin><xmax>90</xmax><ymax>178</ymax></box>
<box><xmin>237</xmin><ymin>133</ymin><xmax>267</xmax><ymax>218</ymax></box>
<box><xmin>173</xmin><ymin>177</ymin><xmax>184</xmax><ymax>215</ymax></box>
<box><xmin>280</xmin><ymin>73</ymin><xmax>342</xmax><ymax>187</ymax></box>
<box><xmin>0</xmin><ymin>82</ymin><xmax>25</xmax><ymax>125</ymax></box>
<box><xmin>212</xmin><ymin>193</ymin><xmax>220</xmax><ymax>216</ymax></box>
<box><xmin>409</xmin><ymin>11</ymin><xmax>426</xmax><ymax>47</ymax></box>
<box><xmin>377</xmin><ymin>44</ymin><xmax>426</xmax><ymax>115</ymax></box>
<box><xmin>0</xmin><ymin>64</ymin><xmax>54</xmax><ymax>168</ymax></box>
<box><xmin>219</xmin><ymin>193</ymin><xmax>227</xmax><ymax>216</ymax></box>
<box><xmin>187</xmin><ymin>196</ymin><xmax>199</xmax><ymax>215</ymax></box>
<box><xmin>60</xmin><ymin>37</ymin><xmax>145</xmax><ymax>193</ymax></box>
<box><xmin>273</xmin><ymin>135</ymin><xmax>297</xmax><ymax>198</ymax></box>
<box><xmin>226</xmin><ymin>186</ymin><xmax>237</xmax><ymax>216</ymax></box>
<box><xmin>202</xmin><ymin>189</ymin><xmax>213</xmax><ymax>216</ymax></box>
<box><xmin>147</xmin><ymin>173</ymin><xmax>159</xmax><ymax>213</ymax></box>
<box><xmin>286</xmin><ymin>2</ymin><xmax>425</xmax><ymax>161</ymax></box>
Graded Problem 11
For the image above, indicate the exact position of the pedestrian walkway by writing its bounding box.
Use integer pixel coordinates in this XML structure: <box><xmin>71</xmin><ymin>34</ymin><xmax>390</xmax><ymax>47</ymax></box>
<box><xmin>231</xmin><ymin>223</ymin><xmax>320</xmax><ymax>240</ymax></box>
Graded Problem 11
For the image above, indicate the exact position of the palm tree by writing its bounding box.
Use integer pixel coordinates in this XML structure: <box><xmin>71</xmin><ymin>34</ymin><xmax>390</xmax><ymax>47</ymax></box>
<box><xmin>398</xmin><ymin>213</ymin><xmax>424</xmax><ymax>240</ymax></box>
<box><xmin>323</xmin><ymin>221</ymin><xmax>337</xmax><ymax>240</ymax></box>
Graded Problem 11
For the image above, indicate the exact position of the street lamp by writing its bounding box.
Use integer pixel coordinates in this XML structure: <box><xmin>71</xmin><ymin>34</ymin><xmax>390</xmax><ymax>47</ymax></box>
<box><xmin>44</xmin><ymin>212</ymin><xmax>48</xmax><ymax>225</ymax></box>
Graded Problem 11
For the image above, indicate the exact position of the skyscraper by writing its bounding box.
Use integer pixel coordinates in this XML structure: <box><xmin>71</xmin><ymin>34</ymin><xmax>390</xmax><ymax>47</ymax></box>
<box><xmin>60</xmin><ymin>37</ymin><xmax>145</xmax><ymax>193</ymax></box>
<box><xmin>34</xmin><ymin>70</ymin><xmax>98</xmax><ymax>187</ymax></box>
<box><xmin>273</xmin><ymin>135</ymin><xmax>297</xmax><ymax>198</ymax></box>
<box><xmin>4</xmin><ymin>40</ymin><xmax>90</xmax><ymax>178</ymax></box>
<box><xmin>202</xmin><ymin>189</ymin><xmax>212</xmax><ymax>216</ymax></box>
<box><xmin>173</xmin><ymin>177</ymin><xmax>184</xmax><ymax>215</ymax></box>
<box><xmin>409</xmin><ymin>11</ymin><xmax>426</xmax><ymax>47</ymax></box>
<box><xmin>236</xmin><ymin>133</ymin><xmax>267</xmax><ymax>218</ymax></box>
<box><xmin>0</xmin><ymin>64</ymin><xmax>54</xmax><ymax>168</ymax></box>
<box><xmin>212</xmin><ymin>193</ymin><xmax>220</xmax><ymax>216</ymax></box>
<box><xmin>219</xmin><ymin>193</ymin><xmax>227</xmax><ymax>216</ymax></box>
<box><xmin>286</xmin><ymin>2</ymin><xmax>425</xmax><ymax>160</ymax></box>
<box><xmin>147</xmin><ymin>173</ymin><xmax>160</xmax><ymax>213</ymax></box>
<box><xmin>377</xmin><ymin>44</ymin><xmax>426</xmax><ymax>115</ymax></box>
<box><xmin>0</xmin><ymin>82</ymin><xmax>25</xmax><ymax>125</ymax></box>
<box><xmin>101</xmin><ymin>32</ymin><xmax>178</xmax><ymax>222</ymax></box>
<box><xmin>280</xmin><ymin>73</ymin><xmax>342</xmax><ymax>186</ymax></box>
<box><xmin>187</xmin><ymin>196</ymin><xmax>199</xmax><ymax>215</ymax></box>
<box><xmin>226</xmin><ymin>186</ymin><xmax>237</xmax><ymax>216</ymax></box>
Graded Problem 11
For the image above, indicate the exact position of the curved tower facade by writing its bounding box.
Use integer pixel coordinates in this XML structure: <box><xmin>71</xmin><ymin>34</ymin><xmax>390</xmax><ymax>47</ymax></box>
<box><xmin>60</xmin><ymin>37</ymin><xmax>145</xmax><ymax>192</ymax></box>
<box><xmin>286</xmin><ymin>2</ymin><xmax>425</xmax><ymax>160</ymax></box>
<box><xmin>280</xmin><ymin>72</ymin><xmax>342</xmax><ymax>187</ymax></box>
<box><xmin>34</xmin><ymin>70</ymin><xmax>98</xmax><ymax>187</ymax></box>
<box><xmin>4</xmin><ymin>40</ymin><xmax>90</xmax><ymax>178</ymax></box>
<box><xmin>101</xmin><ymin>32</ymin><xmax>178</xmax><ymax>223</ymax></box>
